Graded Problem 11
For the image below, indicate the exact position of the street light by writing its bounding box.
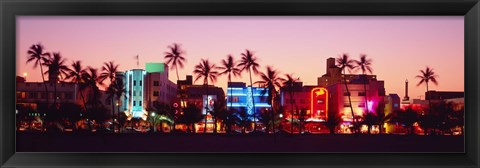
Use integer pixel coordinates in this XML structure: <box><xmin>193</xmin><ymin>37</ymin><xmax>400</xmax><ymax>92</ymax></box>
<box><xmin>151</xmin><ymin>112</ymin><xmax>156</xmax><ymax>132</ymax></box>
<box><xmin>279</xmin><ymin>113</ymin><xmax>283</xmax><ymax>118</ymax></box>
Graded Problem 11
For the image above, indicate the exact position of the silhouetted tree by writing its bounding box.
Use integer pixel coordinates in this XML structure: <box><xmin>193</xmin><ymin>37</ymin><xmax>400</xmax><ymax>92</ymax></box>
<box><xmin>43</xmin><ymin>52</ymin><xmax>69</xmax><ymax>109</ymax></box>
<box><xmin>336</xmin><ymin>54</ymin><xmax>356</xmax><ymax>133</ymax></box>
<box><xmin>255</xmin><ymin>66</ymin><xmax>283</xmax><ymax>134</ymax></box>
<box><xmin>193</xmin><ymin>59</ymin><xmax>219</xmax><ymax>133</ymax></box>
<box><xmin>66</xmin><ymin>60</ymin><xmax>88</xmax><ymax>113</ymax></box>
<box><xmin>100</xmin><ymin>61</ymin><xmax>120</xmax><ymax>121</ymax></box>
<box><xmin>282</xmin><ymin>74</ymin><xmax>299</xmax><ymax>134</ymax></box>
<box><xmin>354</xmin><ymin>54</ymin><xmax>373</xmax><ymax>113</ymax></box>
<box><xmin>238</xmin><ymin>49</ymin><xmax>261</xmax><ymax>131</ymax></box>
<box><xmin>26</xmin><ymin>43</ymin><xmax>51</xmax><ymax>113</ymax></box>
<box><xmin>416</xmin><ymin>66</ymin><xmax>438</xmax><ymax>134</ymax></box>
<box><xmin>218</xmin><ymin>54</ymin><xmax>241</xmax><ymax>127</ymax></box>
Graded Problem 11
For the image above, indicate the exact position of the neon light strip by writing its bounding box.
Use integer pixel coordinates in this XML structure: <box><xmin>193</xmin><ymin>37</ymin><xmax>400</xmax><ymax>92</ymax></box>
<box><xmin>227</xmin><ymin>104</ymin><xmax>271</xmax><ymax>107</ymax></box>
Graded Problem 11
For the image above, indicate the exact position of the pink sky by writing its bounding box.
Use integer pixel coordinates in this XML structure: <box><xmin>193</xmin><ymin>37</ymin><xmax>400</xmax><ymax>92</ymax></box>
<box><xmin>16</xmin><ymin>16</ymin><xmax>464</xmax><ymax>100</ymax></box>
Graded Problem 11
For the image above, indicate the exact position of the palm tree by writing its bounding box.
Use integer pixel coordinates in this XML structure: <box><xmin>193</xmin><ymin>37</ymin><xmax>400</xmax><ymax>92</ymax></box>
<box><xmin>164</xmin><ymin>43</ymin><xmax>186</xmax><ymax>81</ymax></box>
<box><xmin>26</xmin><ymin>43</ymin><xmax>51</xmax><ymax>110</ymax></box>
<box><xmin>255</xmin><ymin>66</ymin><xmax>283</xmax><ymax>134</ymax></box>
<box><xmin>43</xmin><ymin>52</ymin><xmax>69</xmax><ymax>109</ymax></box>
<box><xmin>336</xmin><ymin>54</ymin><xmax>356</xmax><ymax>133</ymax></box>
<box><xmin>113</xmin><ymin>78</ymin><xmax>126</xmax><ymax>117</ymax></box>
<box><xmin>238</xmin><ymin>49</ymin><xmax>261</xmax><ymax>131</ymax></box>
<box><xmin>65</xmin><ymin>60</ymin><xmax>88</xmax><ymax>113</ymax></box>
<box><xmin>354</xmin><ymin>54</ymin><xmax>373</xmax><ymax>114</ymax></box>
<box><xmin>193</xmin><ymin>59</ymin><xmax>219</xmax><ymax>133</ymax></box>
<box><xmin>282</xmin><ymin>74</ymin><xmax>299</xmax><ymax>134</ymax></box>
<box><xmin>416</xmin><ymin>66</ymin><xmax>439</xmax><ymax>133</ymax></box>
<box><xmin>164</xmin><ymin>43</ymin><xmax>187</xmax><ymax>131</ymax></box>
<box><xmin>218</xmin><ymin>55</ymin><xmax>242</xmax><ymax>118</ymax></box>
<box><xmin>100</xmin><ymin>61</ymin><xmax>120</xmax><ymax>121</ymax></box>
<box><xmin>82</xmin><ymin>67</ymin><xmax>104</xmax><ymax>120</ymax></box>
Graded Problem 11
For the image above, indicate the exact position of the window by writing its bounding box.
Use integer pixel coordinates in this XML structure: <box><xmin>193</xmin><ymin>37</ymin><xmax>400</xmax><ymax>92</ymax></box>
<box><xmin>153</xmin><ymin>91</ymin><xmax>159</xmax><ymax>96</ymax></box>
<box><xmin>153</xmin><ymin>81</ymin><xmax>159</xmax><ymax>86</ymax></box>
<box><xmin>139</xmin><ymin>101</ymin><xmax>142</xmax><ymax>105</ymax></box>
<box><xmin>29</xmin><ymin>92</ymin><xmax>36</xmax><ymax>99</ymax></box>
<box><xmin>358</xmin><ymin>92</ymin><xmax>366</xmax><ymax>96</ymax></box>
<box><xmin>133</xmin><ymin>101</ymin><xmax>136</xmax><ymax>106</ymax></box>
<box><xmin>133</xmin><ymin>80</ymin><xmax>136</xmax><ymax>86</ymax></box>
<box><xmin>65</xmin><ymin>92</ymin><xmax>73</xmax><ymax>99</ymax></box>
<box><xmin>343</xmin><ymin>103</ymin><xmax>351</xmax><ymax>107</ymax></box>
<box><xmin>232</xmin><ymin>96</ymin><xmax>239</xmax><ymax>102</ymax></box>
<box><xmin>358</xmin><ymin>103</ymin><xmax>365</xmax><ymax>107</ymax></box>
<box><xmin>139</xmin><ymin>91</ymin><xmax>142</xmax><ymax>96</ymax></box>
<box><xmin>317</xmin><ymin>99</ymin><xmax>324</xmax><ymax>104</ymax></box>
<box><xmin>343</xmin><ymin>92</ymin><xmax>350</xmax><ymax>96</ymax></box>
<box><xmin>139</xmin><ymin>81</ymin><xmax>142</xmax><ymax>86</ymax></box>
<box><xmin>133</xmin><ymin>91</ymin><xmax>136</xmax><ymax>96</ymax></box>
<box><xmin>41</xmin><ymin>93</ymin><xmax>47</xmax><ymax>99</ymax></box>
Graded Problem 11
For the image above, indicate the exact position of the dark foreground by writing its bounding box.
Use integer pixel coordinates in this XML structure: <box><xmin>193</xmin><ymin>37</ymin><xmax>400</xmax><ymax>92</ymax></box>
<box><xmin>16</xmin><ymin>132</ymin><xmax>464</xmax><ymax>152</ymax></box>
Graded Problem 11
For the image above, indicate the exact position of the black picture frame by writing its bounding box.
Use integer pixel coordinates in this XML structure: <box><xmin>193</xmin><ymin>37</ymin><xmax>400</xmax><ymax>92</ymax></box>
<box><xmin>1</xmin><ymin>0</ymin><xmax>479</xmax><ymax>167</ymax></box>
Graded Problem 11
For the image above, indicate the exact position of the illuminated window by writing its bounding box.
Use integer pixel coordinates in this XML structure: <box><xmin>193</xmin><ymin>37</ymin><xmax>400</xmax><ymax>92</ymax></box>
<box><xmin>317</xmin><ymin>99</ymin><xmax>324</xmax><ymax>104</ymax></box>
<box><xmin>233</xmin><ymin>97</ymin><xmax>239</xmax><ymax>102</ymax></box>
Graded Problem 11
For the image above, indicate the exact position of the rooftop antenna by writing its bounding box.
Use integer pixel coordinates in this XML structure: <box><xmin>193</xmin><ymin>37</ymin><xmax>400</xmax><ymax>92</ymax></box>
<box><xmin>135</xmin><ymin>54</ymin><xmax>139</xmax><ymax>68</ymax></box>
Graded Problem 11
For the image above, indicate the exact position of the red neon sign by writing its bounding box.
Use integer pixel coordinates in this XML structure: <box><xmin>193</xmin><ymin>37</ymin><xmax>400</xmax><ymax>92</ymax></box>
<box><xmin>310</xmin><ymin>87</ymin><xmax>328</xmax><ymax>121</ymax></box>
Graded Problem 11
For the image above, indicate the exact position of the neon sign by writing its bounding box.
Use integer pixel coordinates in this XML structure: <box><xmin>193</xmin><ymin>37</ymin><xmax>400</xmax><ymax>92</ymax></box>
<box><xmin>310</xmin><ymin>87</ymin><xmax>328</xmax><ymax>121</ymax></box>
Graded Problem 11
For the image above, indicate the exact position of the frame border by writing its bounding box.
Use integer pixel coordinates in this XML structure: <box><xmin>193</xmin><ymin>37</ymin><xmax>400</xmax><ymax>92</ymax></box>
<box><xmin>1</xmin><ymin>0</ymin><xmax>479</xmax><ymax>167</ymax></box>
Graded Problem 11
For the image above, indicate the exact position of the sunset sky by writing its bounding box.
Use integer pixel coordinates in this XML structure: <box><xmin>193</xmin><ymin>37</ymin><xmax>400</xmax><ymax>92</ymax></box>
<box><xmin>16</xmin><ymin>16</ymin><xmax>464</xmax><ymax>100</ymax></box>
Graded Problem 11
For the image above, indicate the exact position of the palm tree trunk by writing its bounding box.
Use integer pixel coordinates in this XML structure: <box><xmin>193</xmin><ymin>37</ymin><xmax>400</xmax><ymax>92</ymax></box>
<box><xmin>290</xmin><ymin>90</ymin><xmax>294</xmax><ymax>134</ymax></box>
<box><xmin>38</xmin><ymin>61</ymin><xmax>49</xmax><ymax>132</ymax></box>
<box><xmin>111</xmin><ymin>97</ymin><xmax>115</xmax><ymax>132</ymax></box>
<box><xmin>204</xmin><ymin>81</ymin><xmax>209</xmax><ymax>134</ymax></box>
<box><xmin>343</xmin><ymin>70</ymin><xmax>355</xmax><ymax>133</ymax></box>
<box><xmin>426</xmin><ymin>82</ymin><xmax>433</xmax><ymax>136</ymax></box>
<box><xmin>249</xmin><ymin>69</ymin><xmax>257</xmax><ymax>132</ymax></box>
<box><xmin>363</xmin><ymin>73</ymin><xmax>369</xmax><ymax>114</ymax></box>
<box><xmin>228</xmin><ymin>74</ymin><xmax>233</xmax><ymax>134</ymax></box>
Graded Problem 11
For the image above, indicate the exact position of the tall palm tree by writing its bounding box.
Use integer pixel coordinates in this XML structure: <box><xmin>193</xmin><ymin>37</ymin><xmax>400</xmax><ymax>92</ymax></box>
<box><xmin>43</xmin><ymin>52</ymin><xmax>69</xmax><ymax>108</ymax></box>
<box><xmin>255</xmin><ymin>66</ymin><xmax>283</xmax><ymax>134</ymax></box>
<box><xmin>113</xmin><ymin>78</ymin><xmax>126</xmax><ymax>116</ymax></box>
<box><xmin>354</xmin><ymin>54</ymin><xmax>373</xmax><ymax>115</ymax></box>
<box><xmin>193</xmin><ymin>59</ymin><xmax>219</xmax><ymax>133</ymax></box>
<box><xmin>282</xmin><ymin>74</ymin><xmax>299</xmax><ymax>134</ymax></box>
<box><xmin>336</xmin><ymin>54</ymin><xmax>356</xmax><ymax>133</ymax></box>
<box><xmin>26</xmin><ymin>43</ymin><xmax>51</xmax><ymax>109</ymax></box>
<box><xmin>164</xmin><ymin>43</ymin><xmax>187</xmax><ymax>131</ymax></box>
<box><xmin>82</xmin><ymin>67</ymin><xmax>104</xmax><ymax>120</ymax></box>
<box><xmin>238</xmin><ymin>49</ymin><xmax>261</xmax><ymax>131</ymax></box>
<box><xmin>100</xmin><ymin>61</ymin><xmax>120</xmax><ymax>120</ymax></box>
<box><xmin>218</xmin><ymin>55</ymin><xmax>242</xmax><ymax>117</ymax></box>
<box><xmin>164</xmin><ymin>43</ymin><xmax>186</xmax><ymax>81</ymax></box>
<box><xmin>65</xmin><ymin>60</ymin><xmax>88</xmax><ymax>113</ymax></box>
<box><xmin>416</xmin><ymin>66</ymin><xmax>438</xmax><ymax>135</ymax></box>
